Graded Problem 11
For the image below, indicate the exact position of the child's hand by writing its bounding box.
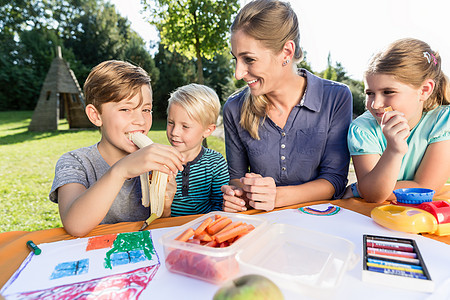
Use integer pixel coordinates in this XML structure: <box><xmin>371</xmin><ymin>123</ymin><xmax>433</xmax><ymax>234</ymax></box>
<box><xmin>381</xmin><ymin>110</ymin><xmax>409</xmax><ymax>155</ymax></box>
<box><xmin>115</xmin><ymin>143</ymin><xmax>184</xmax><ymax>180</ymax></box>
<box><xmin>162</xmin><ymin>174</ymin><xmax>177</xmax><ymax>217</ymax></box>
<box><xmin>221</xmin><ymin>185</ymin><xmax>247</xmax><ymax>212</ymax></box>
<box><xmin>240</xmin><ymin>173</ymin><xmax>277</xmax><ymax>211</ymax></box>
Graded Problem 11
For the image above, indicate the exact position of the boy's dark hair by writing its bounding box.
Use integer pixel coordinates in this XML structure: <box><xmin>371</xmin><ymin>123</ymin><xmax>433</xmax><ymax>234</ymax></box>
<box><xmin>83</xmin><ymin>60</ymin><xmax>151</xmax><ymax>112</ymax></box>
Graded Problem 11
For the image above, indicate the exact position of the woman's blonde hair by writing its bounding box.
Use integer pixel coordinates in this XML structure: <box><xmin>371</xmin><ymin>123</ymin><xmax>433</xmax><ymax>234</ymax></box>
<box><xmin>167</xmin><ymin>83</ymin><xmax>220</xmax><ymax>128</ymax></box>
<box><xmin>231</xmin><ymin>0</ymin><xmax>301</xmax><ymax>139</ymax></box>
<box><xmin>84</xmin><ymin>60</ymin><xmax>151</xmax><ymax>112</ymax></box>
<box><xmin>365</xmin><ymin>38</ymin><xmax>450</xmax><ymax>111</ymax></box>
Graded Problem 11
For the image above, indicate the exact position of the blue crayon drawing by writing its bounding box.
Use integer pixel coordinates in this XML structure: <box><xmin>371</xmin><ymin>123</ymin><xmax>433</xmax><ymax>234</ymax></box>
<box><xmin>50</xmin><ymin>259</ymin><xmax>89</xmax><ymax>280</ymax></box>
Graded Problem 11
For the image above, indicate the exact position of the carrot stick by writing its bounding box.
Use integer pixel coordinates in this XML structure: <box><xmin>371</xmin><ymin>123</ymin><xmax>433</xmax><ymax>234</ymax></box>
<box><xmin>175</xmin><ymin>228</ymin><xmax>195</xmax><ymax>242</ymax></box>
<box><xmin>208</xmin><ymin>216</ymin><xmax>227</xmax><ymax>230</ymax></box>
<box><xmin>194</xmin><ymin>217</ymin><xmax>213</xmax><ymax>235</ymax></box>
<box><xmin>206</xmin><ymin>217</ymin><xmax>232</xmax><ymax>235</ymax></box>
<box><xmin>215</xmin><ymin>221</ymin><xmax>243</xmax><ymax>236</ymax></box>
<box><xmin>205</xmin><ymin>240</ymin><xmax>218</xmax><ymax>247</ymax></box>
<box><xmin>246</xmin><ymin>224</ymin><xmax>255</xmax><ymax>231</ymax></box>
<box><xmin>214</xmin><ymin>224</ymin><xmax>248</xmax><ymax>243</ymax></box>
<box><xmin>196</xmin><ymin>233</ymin><xmax>213</xmax><ymax>242</ymax></box>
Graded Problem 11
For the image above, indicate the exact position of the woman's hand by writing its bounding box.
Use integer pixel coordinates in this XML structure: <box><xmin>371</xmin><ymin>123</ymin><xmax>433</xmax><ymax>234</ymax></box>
<box><xmin>221</xmin><ymin>184</ymin><xmax>248</xmax><ymax>212</ymax></box>
<box><xmin>240</xmin><ymin>173</ymin><xmax>277</xmax><ymax>211</ymax></box>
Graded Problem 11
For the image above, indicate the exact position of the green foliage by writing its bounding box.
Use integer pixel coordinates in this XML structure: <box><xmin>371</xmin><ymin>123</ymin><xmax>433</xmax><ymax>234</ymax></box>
<box><xmin>323</xmin><ymin>53</ymin><xmax>338</xmax><ymax>81</ymax></box>
<box><xmin>0</xmin><ymin>0</ymin><xmax>158</xmax><ymax>111</ymax></box>
<box><xmin>0</xmin><ymin>111</ymin><xmax>226</xmax><ymax>232</ymax></box>
<box><xmin>152</xmin><ymin>43</ymin><xmax>196</xmax><ymax>119</ymax></box>
<box><xmin>142</xmin><ymin>0</ymin><xmax>239</xmax><ymax>83</ymax></box>
<box><xmin>203</xmin><ymin>52</ymin><xmax>236</xmax><ymax>103</ymax></box>
<box><xmin>317</xmin><ymin>54</ymin><xmax>366</xmax><ymax>117</ymax></box>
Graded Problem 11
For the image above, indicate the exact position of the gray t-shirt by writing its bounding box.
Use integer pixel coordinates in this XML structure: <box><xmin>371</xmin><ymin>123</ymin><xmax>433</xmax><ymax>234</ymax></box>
<box><xmin>49</xmin><ymin>144</ymin><xmax>150</xmax><ymax>224</ymax></box>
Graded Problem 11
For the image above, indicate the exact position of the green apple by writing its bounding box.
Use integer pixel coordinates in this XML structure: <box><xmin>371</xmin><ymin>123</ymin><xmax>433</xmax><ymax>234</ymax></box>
<box><xmin>213</xmin><ymin>274</ymin><xmax>284</xmax><ymax>300</ymax></box>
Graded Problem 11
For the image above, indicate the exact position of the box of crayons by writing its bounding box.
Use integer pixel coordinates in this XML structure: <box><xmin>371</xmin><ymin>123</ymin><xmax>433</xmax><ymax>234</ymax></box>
<box><xmin>362</xmin><ymin>234</ymin><xmax>434</xmax><ymax>292</ymax></box>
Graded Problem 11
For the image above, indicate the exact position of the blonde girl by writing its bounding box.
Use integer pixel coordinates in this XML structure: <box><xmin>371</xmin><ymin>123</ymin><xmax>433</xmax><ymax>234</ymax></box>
<box><xmin>347</xmin><ymin>38</ymin><xmax>450</xmax><ymax>203</ymax></box>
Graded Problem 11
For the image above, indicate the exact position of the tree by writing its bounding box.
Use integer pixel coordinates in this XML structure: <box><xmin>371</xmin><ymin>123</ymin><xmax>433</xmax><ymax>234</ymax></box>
<box><xmin>152</xmin><ymin>43</ymin><xmax>196</xmax><ymax>119</ymax></box>
<box><xmin>0</xmin><ymin>0</ymin><xmax>158</xmax><ymax>111</ymax></box>
<box><xmin>141</xmin><ymin>0</ymin><xmax>239</xmax><ymax>84</ymax></box>
<box><xmin>323</xmin><ymin>52</ymin><xmax>337</xmax><ymax>81</ymax></box>
<box><xmin>202</xmin><ymin>52</ymin><xmax>236</xmax><ymax>103</ymax></box>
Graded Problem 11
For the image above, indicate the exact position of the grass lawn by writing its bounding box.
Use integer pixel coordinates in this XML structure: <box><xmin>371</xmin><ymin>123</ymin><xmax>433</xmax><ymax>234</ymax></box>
<box><xmin>0</xmin><ymin>111</ymin><xmax>225</xmax><ymax>233</ymax></box>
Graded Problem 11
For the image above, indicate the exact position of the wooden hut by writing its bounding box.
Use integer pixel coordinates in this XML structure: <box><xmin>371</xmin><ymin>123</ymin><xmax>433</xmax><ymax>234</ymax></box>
<box><xmin>28</xmin><ymin>47</ymin><xmax>94</xmax><ymax>131</ymax></box>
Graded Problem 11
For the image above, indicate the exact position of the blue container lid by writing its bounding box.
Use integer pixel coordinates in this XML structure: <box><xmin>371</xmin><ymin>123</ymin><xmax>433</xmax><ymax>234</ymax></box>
<box><xmin>393</xmin><ymin>188</ymin><xmax>435</xmax><ymax>204</ymax></box>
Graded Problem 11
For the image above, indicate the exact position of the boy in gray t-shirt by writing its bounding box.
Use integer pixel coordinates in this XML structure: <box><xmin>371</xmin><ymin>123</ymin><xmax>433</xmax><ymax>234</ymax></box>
<box><xmin>50</xmin><ymin>60</ymin><xmax>184</xmax><ymax>237</ymax></box>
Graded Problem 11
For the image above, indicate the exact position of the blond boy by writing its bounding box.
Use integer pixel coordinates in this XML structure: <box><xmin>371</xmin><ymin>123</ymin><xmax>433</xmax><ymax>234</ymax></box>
<box><xmin>165</xmin><ymin>84</ymin><xmax>229</xmax><ymax>216</ymax></box>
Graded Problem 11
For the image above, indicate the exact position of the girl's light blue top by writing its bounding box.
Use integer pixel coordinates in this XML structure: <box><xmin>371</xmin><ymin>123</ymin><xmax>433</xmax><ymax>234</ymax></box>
<box><xmin>348</xmin><ymin>105</ymin><xmax>450</xmax><ymax>180</ymax></box>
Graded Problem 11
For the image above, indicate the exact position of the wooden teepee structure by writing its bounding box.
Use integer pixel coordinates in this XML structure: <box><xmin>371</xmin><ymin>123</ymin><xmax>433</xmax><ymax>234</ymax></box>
<box><xmin>28</xmin><ymin>47</ymin><xmax>94</xmax><ymax>131</ymax></box>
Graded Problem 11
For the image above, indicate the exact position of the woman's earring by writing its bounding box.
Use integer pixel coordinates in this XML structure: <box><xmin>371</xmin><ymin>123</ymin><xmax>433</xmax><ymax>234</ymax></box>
<box><xmin>282</xmin><ymin>59</ymin><xmax>290</xmax><ymax>66</ymax></box>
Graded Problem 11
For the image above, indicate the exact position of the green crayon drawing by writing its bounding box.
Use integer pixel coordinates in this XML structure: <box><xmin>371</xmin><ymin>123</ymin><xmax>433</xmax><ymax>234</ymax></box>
<box><xmin>104</xmin><ymin>231</ymin><xmax>155</xmax><ymax>269</ymax></box>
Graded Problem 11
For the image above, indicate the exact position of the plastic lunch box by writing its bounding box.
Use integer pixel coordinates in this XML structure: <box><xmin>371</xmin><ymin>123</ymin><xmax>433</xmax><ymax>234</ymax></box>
<box><xmin>159</xmin><ymin>211</ymin><xmax>358</xmax><ymax>295</ymax></box>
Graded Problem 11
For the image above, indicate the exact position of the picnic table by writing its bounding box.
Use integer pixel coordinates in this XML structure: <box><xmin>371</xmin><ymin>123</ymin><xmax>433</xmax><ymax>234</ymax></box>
<box><xmin>1</xmin><ymin>186</ymin><xmax>449</xmax><ymax>297</ymax></box>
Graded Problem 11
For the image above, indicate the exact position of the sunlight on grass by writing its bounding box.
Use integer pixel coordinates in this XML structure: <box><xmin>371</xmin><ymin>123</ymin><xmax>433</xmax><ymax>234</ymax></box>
<box><xmin>0</xmin><ymin>111</ymin><xmax>225</xmax><ymax>233</ymax></box>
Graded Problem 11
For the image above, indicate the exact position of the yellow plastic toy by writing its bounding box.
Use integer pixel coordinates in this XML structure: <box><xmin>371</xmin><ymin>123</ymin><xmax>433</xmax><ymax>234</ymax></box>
<box><xmin>371</xmin><ymin>200</ymin><xmax>450</xmax><ymax>236</ymax></box>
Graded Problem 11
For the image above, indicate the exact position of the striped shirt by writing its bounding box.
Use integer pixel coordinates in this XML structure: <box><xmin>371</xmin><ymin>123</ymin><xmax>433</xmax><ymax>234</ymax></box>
<box><xmin>170</xmin><ymin>147</ymin><xmax>230</xmax><ymax>216</ymax></box>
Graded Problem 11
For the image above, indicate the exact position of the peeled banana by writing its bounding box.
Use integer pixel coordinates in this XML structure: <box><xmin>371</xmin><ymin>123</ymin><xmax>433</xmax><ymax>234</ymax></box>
<box><xmin>128</xmin><ymin>132</ymin><xmax>168</xmax><ymax>219</ymax></box>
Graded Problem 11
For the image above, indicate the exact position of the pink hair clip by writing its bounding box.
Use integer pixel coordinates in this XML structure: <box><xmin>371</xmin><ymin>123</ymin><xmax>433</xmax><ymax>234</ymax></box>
<box><xmin>430</xmin><ymin>53</ymin><xmax>438</xmax><ymax>65</ymax></box>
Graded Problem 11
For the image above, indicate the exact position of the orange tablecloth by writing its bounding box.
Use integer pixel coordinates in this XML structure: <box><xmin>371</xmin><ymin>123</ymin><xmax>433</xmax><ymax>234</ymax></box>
<box><xmin>1</xmin><ymin>188</ymin><xmax>449</xmax><ymax>290</ymax></box>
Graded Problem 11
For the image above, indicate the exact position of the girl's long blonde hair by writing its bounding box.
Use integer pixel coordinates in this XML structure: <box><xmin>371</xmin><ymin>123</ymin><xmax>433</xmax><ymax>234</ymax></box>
<box><xmin>365</xmin><ymin>38</ymin><xmax>450</xmax><ymax>111</ymax></box>
<box><xmin>231</xmin><ymin>0</ymin><xmax>302</xmax><ymax>139</ymax></box>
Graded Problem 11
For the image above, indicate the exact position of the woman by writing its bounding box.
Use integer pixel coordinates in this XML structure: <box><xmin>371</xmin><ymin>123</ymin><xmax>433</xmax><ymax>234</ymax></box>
<box><xmin>221</xmin><ymin>0</ymin><xmax>353</xmax><ymax>212</ymax></box>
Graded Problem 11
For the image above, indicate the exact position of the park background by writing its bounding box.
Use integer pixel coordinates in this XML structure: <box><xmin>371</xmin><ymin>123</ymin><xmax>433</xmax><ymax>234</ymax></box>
<box><xmin>1</xmin><ymin>0</ymin><xmax>449</xmax><ymax>233</ymax></box>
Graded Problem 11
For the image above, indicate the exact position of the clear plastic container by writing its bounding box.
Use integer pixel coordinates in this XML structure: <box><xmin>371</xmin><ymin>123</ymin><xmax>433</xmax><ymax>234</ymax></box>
<box><xmin>236</xmin><ymin>223</ymin><xmax>358</xmax><ymax>298</ymax></box>
<box><xmin>159</xmin><ymin>211</ymin><xmax>268</xmax><ymax>284</ymax></box>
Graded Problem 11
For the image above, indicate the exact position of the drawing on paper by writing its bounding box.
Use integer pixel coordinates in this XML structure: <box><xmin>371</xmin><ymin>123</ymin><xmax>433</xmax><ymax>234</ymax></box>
<box><xmin>5</xmin><ymin>265</ymin><xmax>159</xmax><ymax>300</ymax></box>
<box><xmin>299</xmin><ymin>204</ymin><xmax>341</xmax><ymax>216</ymax></box>
<box><xmin>104</xmin><ymin>231</ymin><xmax>155</xmax><ymax>269</ymax></box>
<box><xmin>1</xmin><ymin>231</ymin><xmax>160</xmax><ymax>299</ymax></box>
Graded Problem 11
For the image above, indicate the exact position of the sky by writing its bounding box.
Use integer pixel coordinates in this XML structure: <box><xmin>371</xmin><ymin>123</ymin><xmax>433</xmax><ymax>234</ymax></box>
<box><xmin>111</xmin><ymin>0</ymin><xmax>450</xmax><ymax>81</ymax></box>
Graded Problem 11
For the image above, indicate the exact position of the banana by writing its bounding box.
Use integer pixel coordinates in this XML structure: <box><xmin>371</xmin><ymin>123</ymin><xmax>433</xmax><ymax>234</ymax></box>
<box><xmin>128</xmin><ymin>132</ymin><xmax>168</xmax><ymax>221</ymax></box>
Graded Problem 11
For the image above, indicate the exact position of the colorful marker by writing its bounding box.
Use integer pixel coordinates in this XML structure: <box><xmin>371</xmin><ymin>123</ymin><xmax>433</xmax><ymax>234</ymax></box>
<box><xmin>26</xmin><ymin>240</ymin><xmax>41</xmax><ymax>255</ymax></box>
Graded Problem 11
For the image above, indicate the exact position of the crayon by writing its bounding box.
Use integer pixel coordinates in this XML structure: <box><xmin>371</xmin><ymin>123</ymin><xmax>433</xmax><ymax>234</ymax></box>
<box><xmin>26</xmin><ymin>240</ymin><xmax>41</xmax><ymax>255</ymax></box>
<box><xmin>367</xmin><ymin>253</ymin><xmax>420</xmax><ymax>265</ymax></box>
<box><xmin>367</xmin><ymin>240</ymin><xmax>414</xmax><ymax>252</ymax></box>
<box><xmin>367</xmin><ymin>247</ymin><xmax>417</xmax><ymax>259</ymax></box>
<box><xmin>368</xmin><ymin>266</ymin><xmax>427</xmax><ymax>280</ymax></box>
<box><xmin>367</xmin><ymin>258</ymin><xmax>423</xmax><ymax>271</ymax></box>
<box><xmin>367</xmin><ymin>236</ymin><xmax>412</xmax><ymax>246</ymax></box>
<box><xmin>366</xmin><ymin>262</ymin><xmax>424</xmax><ymax>274</ymax></box>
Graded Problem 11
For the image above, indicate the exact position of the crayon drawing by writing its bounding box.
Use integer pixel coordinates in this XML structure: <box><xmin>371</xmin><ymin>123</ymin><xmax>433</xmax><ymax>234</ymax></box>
<box><xmin>50</xmin><ymin>259</ymin><xmax>89</xmax><ymax>280</ymax></box>
<box><xmin>1</xmin><ymin>231</ymin><xmax>160</xmax><ymax>299</ymax></box>
<box><xmin>299</xmin><ymin>204</ymin><xmax>341</xmax><ymax>216</ymax></box>
<box><xmin>104</xmin><ymin>231</ymin><xmax>155</xmax><ymax>269</ymax></box>
<box><xmin>5</xmin><ymin>265</ymin><xmax>159</xmax><ymax>300</ymax></box>
<box><xmin>86</xmin><ymin>234</ymin><xmax>117</xmax><ymax>251</ymax></box>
